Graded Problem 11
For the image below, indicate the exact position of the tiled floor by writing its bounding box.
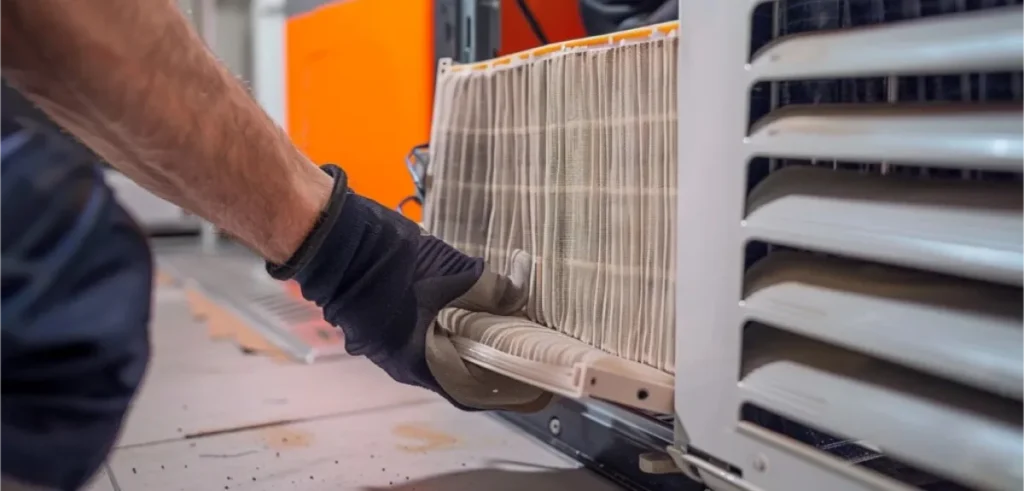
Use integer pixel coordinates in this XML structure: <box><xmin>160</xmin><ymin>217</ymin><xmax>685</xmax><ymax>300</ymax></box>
<box><xmin>84</xmin><ymin>251</ymin><xmax>619</xmax><ymax>491</ymax></box>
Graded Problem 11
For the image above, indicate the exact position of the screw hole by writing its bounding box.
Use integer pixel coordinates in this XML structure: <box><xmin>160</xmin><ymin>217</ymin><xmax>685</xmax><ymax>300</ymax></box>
<box><xmin>548</xmin><ymin>417</ymin><xmax>561</xmax><ymax>436</ymax></box>
<box><xmin>589</xmin><ymin>377</ymin><xmax>597</xmax><ymax>386</ymax></box>
<box><xmin>637</xmin><ymin>389</ymin><xmax>649</xmax><ymax>400</ymax></box>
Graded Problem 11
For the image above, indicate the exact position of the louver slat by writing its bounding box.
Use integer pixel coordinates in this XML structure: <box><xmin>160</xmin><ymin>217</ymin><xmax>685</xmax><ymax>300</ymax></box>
<box><xmin>745</xmin><ymin>166</ymin><xmax>1023</xmax><ymax>285</ymax></box>
<box><xmin>743</xmin><ymin>252</ymin><xmax>1023</xmax><ymax>399</ymax></box>
<box><xmin>741</xmin><ymin>329</ymin><xmax>1024</xmax><ymax>491</ymax></box>
<box><xmin>748</xmin><ymin>5</ymin><xmax>1023</xmax><ymax>81</ymax></box>
<box><xmin>746</xmin><ymin>105</ymin><xmax>1023</xmax><ymax>172</ymax></box>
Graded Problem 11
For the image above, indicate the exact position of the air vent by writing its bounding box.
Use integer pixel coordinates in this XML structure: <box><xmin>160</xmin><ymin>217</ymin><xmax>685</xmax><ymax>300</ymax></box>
<box><xmin>676</xmin><ymin>1</ymin><xmax>1022</xmax><ymax>490</ymax></box>
<box><xmin>157</xmin><ymin>251</ymin><xmax>347</xmax><ymax>363</ymax></box>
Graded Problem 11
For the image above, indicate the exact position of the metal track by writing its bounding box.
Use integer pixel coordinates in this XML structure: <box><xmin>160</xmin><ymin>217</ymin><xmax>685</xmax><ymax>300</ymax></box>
<box><xmin>498</xmin><ymin>398</ymin><xmax>704</xmax><ymax>491</ymax></box>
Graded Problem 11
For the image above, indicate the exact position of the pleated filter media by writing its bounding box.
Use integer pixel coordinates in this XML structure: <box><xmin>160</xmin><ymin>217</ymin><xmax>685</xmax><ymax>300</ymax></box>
<box><xmin>423</xmin><ymin>28</ymin><xmax>679</xmax><ymax>411</ymax></box>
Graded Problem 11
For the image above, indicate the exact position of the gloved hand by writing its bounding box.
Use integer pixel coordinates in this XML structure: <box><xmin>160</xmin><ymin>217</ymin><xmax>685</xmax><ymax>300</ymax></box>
<box><xmin>267</xmin><ymin>164</ymin><xmax>550</xmax><ymax>412</ymax></box>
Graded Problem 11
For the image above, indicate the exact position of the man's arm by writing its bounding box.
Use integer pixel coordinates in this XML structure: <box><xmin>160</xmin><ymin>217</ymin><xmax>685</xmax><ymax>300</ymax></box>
<box><xmin>0</xmin><ymin>0</ymin><xmax>331</xmax><ymax>263</ymax></box>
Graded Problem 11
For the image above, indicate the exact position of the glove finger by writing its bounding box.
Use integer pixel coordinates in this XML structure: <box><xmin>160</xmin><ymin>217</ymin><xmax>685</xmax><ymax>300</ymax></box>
<box><xmin>448</xmin><ymin>249</ymin><xmax>531</xmax><ymax>315</ymax></box>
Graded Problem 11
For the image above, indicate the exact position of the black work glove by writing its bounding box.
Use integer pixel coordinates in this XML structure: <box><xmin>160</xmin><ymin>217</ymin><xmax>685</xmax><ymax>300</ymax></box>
<box><xmin>268</xmin><ymin>165</ymin><xmax>549</xmax><ymax>411</ymax></box>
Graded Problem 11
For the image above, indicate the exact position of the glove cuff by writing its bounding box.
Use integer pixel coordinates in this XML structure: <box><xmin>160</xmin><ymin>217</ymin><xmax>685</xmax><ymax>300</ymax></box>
<box><xmin>266</xmin><ymin>164</ymin><xmax>348</xmax><ymax>280</ymax></box>
<box><xmin>269</xmin><ymin>167</ymin><xmax>423</xmax><ymax>357</ymax></box>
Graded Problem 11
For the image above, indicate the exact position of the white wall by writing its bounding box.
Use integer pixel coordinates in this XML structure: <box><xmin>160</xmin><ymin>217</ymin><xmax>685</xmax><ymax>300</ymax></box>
<box><xmin>251</xmin><ymin>0</ymin><xmax>288</xmax><ymax>127</ymax></box>
<box><xmin>180</xmin><ymin>0</ymin><xmax>257</xmax><ymax>88</ymax></box>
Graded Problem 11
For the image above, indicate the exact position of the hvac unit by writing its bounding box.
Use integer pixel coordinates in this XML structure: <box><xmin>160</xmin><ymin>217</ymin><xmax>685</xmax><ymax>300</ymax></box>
<box><xmin>421</xmin><ymin>1</ymin><xmax>1022</xmax><ymax>490</ymax></box>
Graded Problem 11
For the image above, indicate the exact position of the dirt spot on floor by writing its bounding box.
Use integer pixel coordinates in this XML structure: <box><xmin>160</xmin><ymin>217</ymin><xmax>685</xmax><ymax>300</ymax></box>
<box><xmin>155</xmin><ymin>269</ymin><xmax>178</xmax><ymax>287</ymax></box>
<box><xmin>261</xmin><ymin>426</ymin><xmax>314</xmax><ymax>450</ymax></box>
<box><xmin>392</xmin><ymin>423</ymin><xmax>459</xmax><ymax>453</ymax></box>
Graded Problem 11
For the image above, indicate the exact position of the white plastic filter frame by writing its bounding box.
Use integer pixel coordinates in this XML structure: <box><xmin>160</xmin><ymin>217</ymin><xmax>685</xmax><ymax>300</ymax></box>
<box><xmin>454</xmin><ymin>338</ymin><xmax>675</xmax><ymax>414</ymax></box>
<box><xmin>673</xmin><ymin>2</ymin><xmax>1022</xmax><ymax>491</ymax></box>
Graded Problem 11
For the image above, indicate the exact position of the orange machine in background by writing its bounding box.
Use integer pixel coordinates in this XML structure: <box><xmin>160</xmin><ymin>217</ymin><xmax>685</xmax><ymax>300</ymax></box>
<box><xmin>285</xmin><ymin>1</ymin><xmax>586</xmax><ymax>221</ymax></box>
<box><xmin>286</xmin><ymin>0</ymin><xmax>434</xmax><ymax>222</ymax></box>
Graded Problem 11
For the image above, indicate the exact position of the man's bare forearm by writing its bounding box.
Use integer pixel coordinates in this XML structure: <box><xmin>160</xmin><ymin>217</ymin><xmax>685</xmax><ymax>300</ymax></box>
<box><xmin>1</xmin><ymin>0</ymin><xmax>332</xmax><ymax>263</ymax></box>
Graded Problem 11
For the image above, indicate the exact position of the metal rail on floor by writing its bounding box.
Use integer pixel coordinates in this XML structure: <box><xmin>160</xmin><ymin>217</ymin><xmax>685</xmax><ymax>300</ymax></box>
<box><xmin>156</xmin><ymin>243</ymin><xmax>348</xmax><ymax>363</ymax></box>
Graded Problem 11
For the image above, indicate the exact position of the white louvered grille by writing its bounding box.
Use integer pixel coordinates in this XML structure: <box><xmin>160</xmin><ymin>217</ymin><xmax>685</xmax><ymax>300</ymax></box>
<box><xmin>677</xmin><ymin>1</ymin><xmax>1022</xmax><ymax>490</ymax></box>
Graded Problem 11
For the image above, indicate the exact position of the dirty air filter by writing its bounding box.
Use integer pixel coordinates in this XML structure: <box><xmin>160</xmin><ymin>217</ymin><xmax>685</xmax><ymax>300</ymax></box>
<box><xmin>424</xmin><ymin>24</ymin><xmax>680</xmax><ymax>413</ymax></box>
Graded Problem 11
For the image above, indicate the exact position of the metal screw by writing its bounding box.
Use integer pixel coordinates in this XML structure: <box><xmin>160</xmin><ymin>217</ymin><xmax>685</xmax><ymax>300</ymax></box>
<box><xmin>753</xmin><ymin>455</ymin><xmax>768</xmax><ymax>472</ymax></box>
<box><xmin>548</xmin><ymin>417</ymin><xmax>561</xmax><ymax>436</ymax></box>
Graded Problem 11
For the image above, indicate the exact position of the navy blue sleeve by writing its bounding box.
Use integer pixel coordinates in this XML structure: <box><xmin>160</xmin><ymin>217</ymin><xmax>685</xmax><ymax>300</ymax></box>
<box><xmin>1</xmin><ymin>88</ymin><xmax>154</xmax><ymax>490</ymax></box>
